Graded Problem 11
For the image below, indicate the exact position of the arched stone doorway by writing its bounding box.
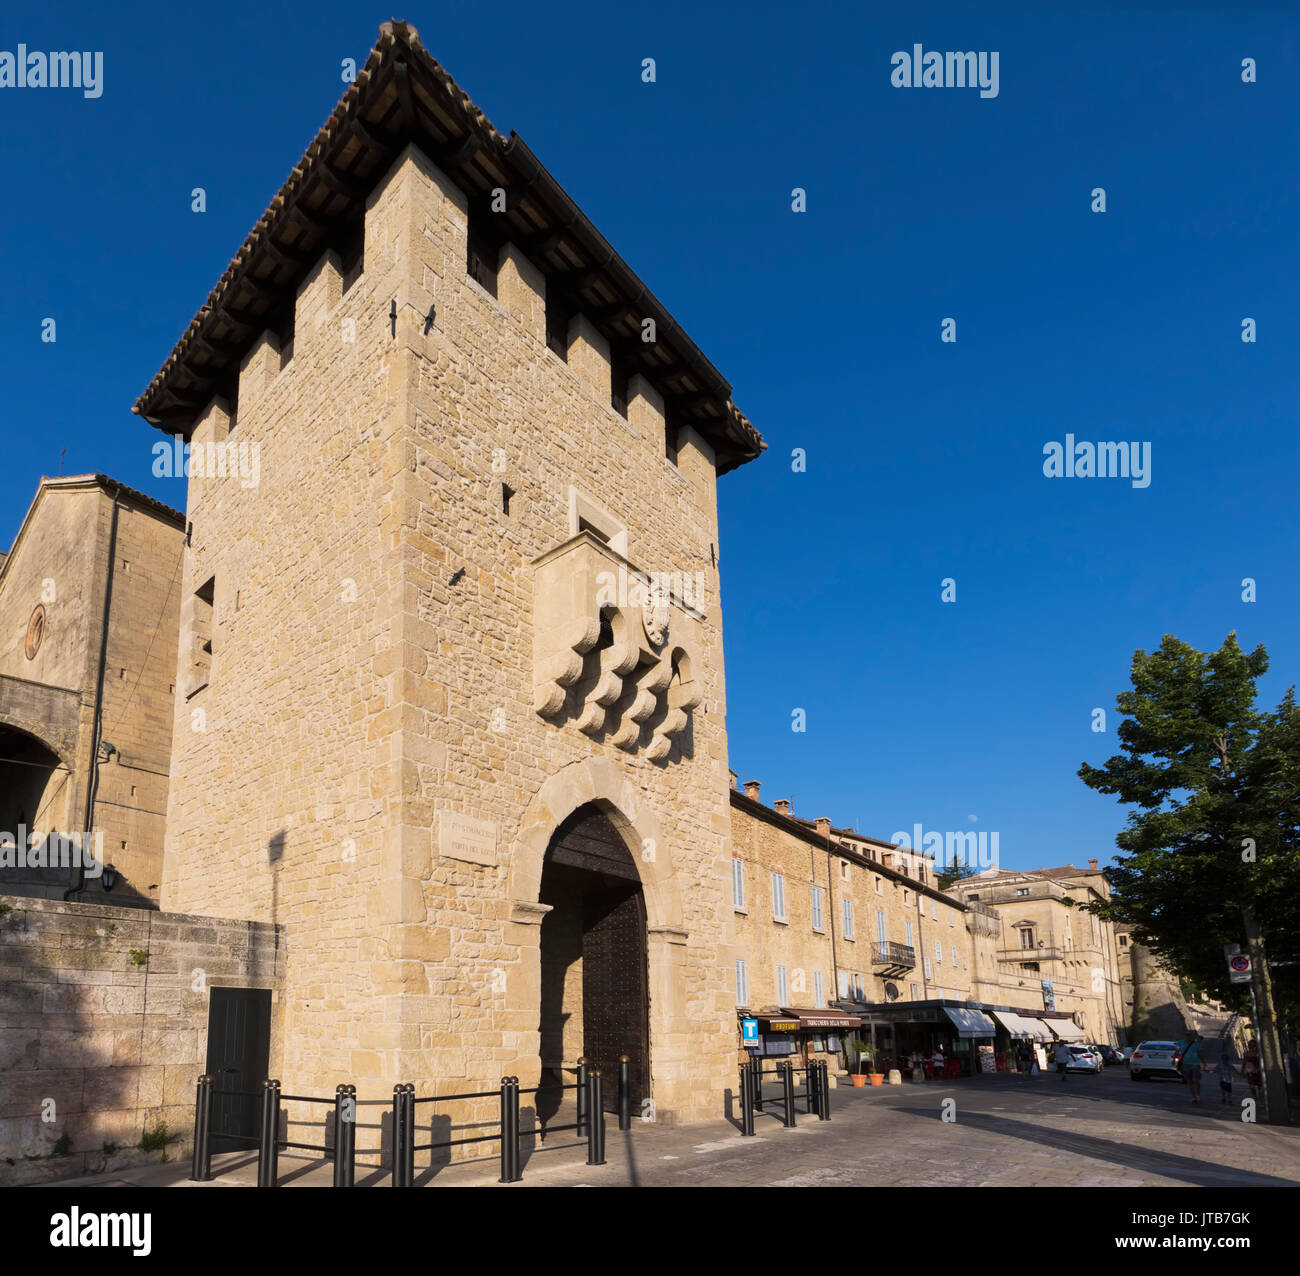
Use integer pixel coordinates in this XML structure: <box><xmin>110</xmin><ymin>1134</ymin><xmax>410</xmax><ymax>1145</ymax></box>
<box><xmin>539</xmin><ymin>804</ymin><xmax>649</xmax><ymax>1112</ymax></box>
<box><xmin>0</xmin><ymin>724</ymin><xmax>74</xmax><ymax>892</ymax></box>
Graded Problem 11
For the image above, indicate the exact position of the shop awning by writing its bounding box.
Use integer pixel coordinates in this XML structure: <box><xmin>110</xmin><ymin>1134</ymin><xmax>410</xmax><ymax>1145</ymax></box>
<box><xmin>784</xmin><ymin>1007</ymin><xmax>861</xmax><ymax>1029</ymax></box>
<box><xmin>942</xmin><ymin>1007</ymin><xmax>998</xmax><ymax>1038</ymax></box>
<box><xmin>991</xmin><ymin>1010</ymin><xmax>1050</xmax><ymax>1040</ymax></box>
<box><xmin>1042</xmin><ymin>1018</ymin><xmax>1085</xmax><ymax>1040</ymax></box>
<box><xmin>1020</xmin><ymin>1016</ymin><xmax>1067</xmax><ymax>1040</ymax></box>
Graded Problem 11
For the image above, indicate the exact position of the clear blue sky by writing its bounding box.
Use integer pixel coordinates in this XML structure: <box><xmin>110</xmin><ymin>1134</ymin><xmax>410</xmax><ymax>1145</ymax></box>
<box><xmin>3</xmin><ymin>1</ymin><xmax>1297</xmax><ymax>873</ymax></box>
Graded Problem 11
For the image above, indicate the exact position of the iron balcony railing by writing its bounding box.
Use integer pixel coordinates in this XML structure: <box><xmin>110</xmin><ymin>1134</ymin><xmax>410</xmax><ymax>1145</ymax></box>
<box><xmin>871</xmin><ymin>941</ymin><xmax>917</xmax><ymax>972</ymax></box>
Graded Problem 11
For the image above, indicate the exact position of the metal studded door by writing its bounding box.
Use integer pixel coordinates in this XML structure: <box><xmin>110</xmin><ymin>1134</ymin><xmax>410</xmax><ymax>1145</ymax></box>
<box><xmin>204</xmin><ymin>987</ymin><xmax>272</xmax><ymax>1154</ymax></box>
<box><xmin>582</xmin><ymin>882</ymin><xmax>649</xmax><ymax>1111</ymax></box>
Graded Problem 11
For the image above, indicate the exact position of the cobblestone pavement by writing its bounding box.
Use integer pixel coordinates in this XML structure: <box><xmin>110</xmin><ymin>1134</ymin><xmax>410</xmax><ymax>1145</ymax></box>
<box><xmin>45</xmin><ymin>1066</ymin><xmax>1300</xmax><ymax>1189</ymax></box>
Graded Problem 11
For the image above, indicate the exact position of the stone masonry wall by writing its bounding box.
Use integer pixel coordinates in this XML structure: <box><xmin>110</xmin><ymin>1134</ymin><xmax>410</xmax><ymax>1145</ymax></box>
<box><xmin>160</xmin><ymin>144</ymin><xmax>747</xmax><ymax>1126</ymax></box>
<box><xmin>0</xmin><ymin>894</ymin><xmax>283</xmax><ymax>1185</ymax></box>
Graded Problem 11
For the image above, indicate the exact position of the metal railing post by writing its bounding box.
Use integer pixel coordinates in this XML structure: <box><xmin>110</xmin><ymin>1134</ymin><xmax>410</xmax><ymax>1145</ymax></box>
<box><xmin>819</xmin><ymin>1061</ymin><xmax>831</xmax><ymax>1120</ymax></box>
<box><xmin>402</xmin><ymin>1084</ymin><xmax>415</xmax><ymax>1186</ymax></box>
<box><xmin>391</xmin><ymin>1083</ymin><xmax>408</xmax><ymax>1187</ymax></box>
<box><xmin>190</xmin><ymin>1074</ymin><xmax>213</xmax><ymax>1182</ymax></box>
<box><xmin>499</xmin><ymin>1076</ymin><xmax>521</xmax><ymax>1184</ymax></box>
<box><xmin>257</xmin><ymin>1078</ymin><xmax>280</xmax><ymax>1187</ymax></box>
<box><xmin>751</xmin><ymin>1055</ymin><xmax>763</xmax><ymax>1110</ymax></box>
<box><xmin>782</xmin><ymin>1061</ymin><xmax>796</xmax><ymax>1128</ymax></box>
<box><xmin>739</xmin><ymin>1066</ymin><xmax>755</xmax><ymax>1137</ymax></box>
<box><xmin>576</xmin><ymin>1058</ymin><xmax>589</xmax><ymax>1138</ymax></box>
<box><xmin>807</xmin><ymin>1060</ymin><xmax>819</xmax><ymax>1115</ymax></box>
<box><xmin>333</xmin><ymin>1084</ymin><xmax>356</xmax><ymax>1187</ymax></box>
<box><xmin>618</xmin><ymin>1055</ymin><xmax>632</xmax><ymax>1131</ymax></box>
<box><xmin>586</xmin><ymin>1070</ymin><xmax>606</xmax><ymax>1166</ymax></box>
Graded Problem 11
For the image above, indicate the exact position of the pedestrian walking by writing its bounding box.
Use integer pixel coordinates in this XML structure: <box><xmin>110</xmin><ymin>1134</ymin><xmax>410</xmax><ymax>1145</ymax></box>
<box><xmin>1054</xmin><ymin>1040</ymin><xmax>1071</xmax><ymax>1080</ymax></box>
<box><xmin>1217</xmin><ymin>1048</ymin><xmax>1235</xmax><ymax>1105</ymax></box>
<box><xmin>1181</xmin><ymin>1034</ymin><xmax>1204</xmax><ymax>1103</ymax></box>
<box><xmin>1017</xmin><ymin>1040</ymin><xmax>1033</xmax><ymax>1077</ymax></box>
<box><xmin>1243</xmin><ymin>1042</ymin><xmax>1262</xmax><ymax>1101</ymax></box>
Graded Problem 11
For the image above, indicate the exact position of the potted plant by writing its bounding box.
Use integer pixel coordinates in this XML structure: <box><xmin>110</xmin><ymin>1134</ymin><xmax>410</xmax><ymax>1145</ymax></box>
<box><xmin>863</xmin><ymin>1042</ymin><xmax>886</xmax><ymax>1086</ymax></box>
<box><xmin>850</xmin><ymin>1038</ymin><xmax>869</xmax><ymax>1086</ymax></box>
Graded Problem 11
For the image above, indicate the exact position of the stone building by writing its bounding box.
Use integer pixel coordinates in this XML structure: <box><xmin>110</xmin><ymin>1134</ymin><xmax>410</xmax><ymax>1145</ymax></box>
<box><xmin>726</xmin><ymin>783</ymin><xmax>1134</xmax><ymax>1069</ymax></box>
<box><xmin>0</xmin><ymin>474</ymin><xmax>184</xmax><ymax>907</ymax></box>
<box><xmin>949</xmin><ymin>862</ymin><xmax>1128</xmax><ymax>1045</ymax></box>
<box><xmin>728</xmin><ymin>784</ymin><xmax>1002</xmax><ymax>1070</ymax></box>
<box><xmin>131</xmin><ymin>22</ymin><xmax>763</xmax><ymax>1129</ymax></box>
<box><xmin>1116</xmin><ymin>923</ymin><xmax>1191</xmax><ymax>1040</ymax></box>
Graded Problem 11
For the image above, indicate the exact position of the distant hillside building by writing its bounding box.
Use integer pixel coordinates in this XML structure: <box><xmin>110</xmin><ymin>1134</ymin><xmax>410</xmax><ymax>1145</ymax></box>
<box><xmin>948</xmin><ymin>862</ymin><xmax>1128</xmax><ymax>1044</ymax></box>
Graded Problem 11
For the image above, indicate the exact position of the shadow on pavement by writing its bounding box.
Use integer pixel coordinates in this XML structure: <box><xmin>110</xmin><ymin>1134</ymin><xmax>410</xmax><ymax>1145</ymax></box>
<box><xmin>894</xmin><ymin>1105</ymin><xmax>1300</xmax><ymax>1187</ymax></box>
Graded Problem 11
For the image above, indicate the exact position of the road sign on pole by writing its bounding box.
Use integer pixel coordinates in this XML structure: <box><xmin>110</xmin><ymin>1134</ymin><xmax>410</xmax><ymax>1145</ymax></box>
<box><xmin>1228</xmin><ymin>953</ymin><xmax>1251</xmax><ymax>984</ymax></box>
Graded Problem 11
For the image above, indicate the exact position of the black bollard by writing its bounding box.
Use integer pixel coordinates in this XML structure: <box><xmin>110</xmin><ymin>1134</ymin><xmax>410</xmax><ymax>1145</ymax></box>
<box><xmin>782</xmin><ymin>1061</ymin><xmax>796</xmax><ymax>1129</ymax></box>
<box><xmin>618</xmin><ymin>1055</ymin><xmax>632</xmax><ymax>1131</ymax></box>
<box><xmin>402</xmin><ymin>1084</ymin><xmax>415</xmax><ymax>1186</ymax></box>
<box><xmin>819</xmin><ymin>1061</ymin><xmax>831</xmax><ymax>1121</ymax></box>
<box><xmin>576</xmin><ymin>1058</ymin><xmax>589</xmax><ymax>1138</ymax></box>
<box><xmin>257</xmin><ymin>1079</ymin><xmax>281</xmax><ymax>1187</ymax></box>
<box><xmin>333</xmin><ymin>1084</ymin><xmax>356</xmax><ymax>1187</ymax></box>
<box><xmin>190</xmin><ymin>1075</ymin><xmax>213</xmax><ymax>1182</ymax></box>
<box><xmin>499</xmin><ymin>1077</ymin><xmax>521</xmax><ymax>1184</ymax></box>
<box><xmin>586</xmin><ymin>1070</ymin><xmax>606</xmax><ymax>1166</ymax></box>
<box><xmin>391</xmin><ymin>1084</ymin><xmax>408</xmax><ymax>1187</ymax></box>
<box><xmin>751</xmin><ymin>1055</ymin><xmax>763</xmax><ymax>1111</ymax></box>
<box><xmin>806</xmin><ymin>1060</ymin><xmax>819</xmax><ymax>1115</ymax></box>
<box><xmin>739</xmin><ymin>1066</ymin><xmax>755</xmax><ymax>1137</ymax></box>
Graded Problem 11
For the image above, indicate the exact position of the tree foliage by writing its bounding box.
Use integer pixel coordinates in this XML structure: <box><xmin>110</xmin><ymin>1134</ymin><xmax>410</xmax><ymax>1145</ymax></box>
<box><xmin>936</xmin><ymin>860</ymin><xmax>981</xmax><ymax>890</ymax></box>
<box><xmin>1079</xmin><ymin>633</ymin><xmax>1300</xmax><ymax>1016</ymax></box>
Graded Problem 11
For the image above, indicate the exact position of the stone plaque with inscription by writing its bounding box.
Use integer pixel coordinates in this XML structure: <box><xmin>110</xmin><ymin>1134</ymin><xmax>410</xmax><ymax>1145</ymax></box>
<box><xmin>438</xmin><ymin>811</ymin><xmax>499</xmax><ymax>866</ymax></box>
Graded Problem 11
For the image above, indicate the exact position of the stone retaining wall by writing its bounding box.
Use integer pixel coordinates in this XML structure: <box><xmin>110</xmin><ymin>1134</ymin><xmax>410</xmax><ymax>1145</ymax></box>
<box><xmin>0</xmin><ymin>894</ymin><xmax>282</xmax><ymax>1185</ymax></box>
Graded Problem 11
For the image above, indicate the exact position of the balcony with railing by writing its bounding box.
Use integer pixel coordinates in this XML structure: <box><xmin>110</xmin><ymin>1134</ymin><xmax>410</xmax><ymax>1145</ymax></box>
<box><xmin>999</xmin><ymin>946</ymin><xmax>1069</xmax><ymax>962</ymax></box>
<box><xmin>871</xmin><ymin>941</ymin><xmax>917</xmax><ymax>976</ymax></box>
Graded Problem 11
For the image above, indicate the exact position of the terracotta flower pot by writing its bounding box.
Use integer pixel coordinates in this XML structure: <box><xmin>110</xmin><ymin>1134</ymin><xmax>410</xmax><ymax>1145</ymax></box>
<box><xmin>851</xmin><ymin>1073</ymin><xmax>867</xmax><ymax>1087</ymax></box>
<box><xmin>868</xmin><ymin>1073</ymin><xmax>884</xmax><ymax>1086</ymax></box>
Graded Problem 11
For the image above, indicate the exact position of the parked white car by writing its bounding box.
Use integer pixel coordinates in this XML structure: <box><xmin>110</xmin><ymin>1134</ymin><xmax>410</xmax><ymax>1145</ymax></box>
<box><xmin>1129</xmin><ymin>1040</ymin><xmax>1184</xmax><ymax>1080</ymax></box>
<box><xmin>1064</xmin><ymin>1045</ymin><xmax>1103</xmax><ymax>1073</ymax></box>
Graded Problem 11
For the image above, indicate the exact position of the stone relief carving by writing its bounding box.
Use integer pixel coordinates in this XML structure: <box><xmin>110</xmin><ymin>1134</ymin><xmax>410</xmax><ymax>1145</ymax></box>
<box><xmin>533</xmin><ymin>533</ymin><xmax>704</xmax><ymax>762</ymax></box>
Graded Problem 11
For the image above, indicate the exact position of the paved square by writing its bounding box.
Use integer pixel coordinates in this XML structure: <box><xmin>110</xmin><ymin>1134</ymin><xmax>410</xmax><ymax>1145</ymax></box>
<box><xmin>49</xmin><ymin>1067</ymin><xmax>1300</xmax><ymax>1189</ymax></box>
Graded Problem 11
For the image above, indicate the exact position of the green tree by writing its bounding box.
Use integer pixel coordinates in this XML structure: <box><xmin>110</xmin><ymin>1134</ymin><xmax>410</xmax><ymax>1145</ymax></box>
<box><xmin>1079</xmin><ymin>633</ymin><xmax>1297</xmax><ymax>1123</ymax></box>
<box><xmin>936</xmin><ymin>861</ymin><xmax>981</xmax><ymax>890</ymax></box>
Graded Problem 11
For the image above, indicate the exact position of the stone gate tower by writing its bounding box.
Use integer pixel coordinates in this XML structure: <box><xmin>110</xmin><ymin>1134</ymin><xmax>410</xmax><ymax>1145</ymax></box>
<box><xmin>135</xmin><ymin>22</ymin><xmax>763</xmax><ymax>1125</ymax></box>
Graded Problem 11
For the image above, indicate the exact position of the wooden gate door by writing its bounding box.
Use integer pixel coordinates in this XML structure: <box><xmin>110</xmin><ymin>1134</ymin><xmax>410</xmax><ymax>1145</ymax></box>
<box><xmin>204</xmin><ymin>987</ymin><xmax>272</xmax><ymax>1153</ymax></box>
<box><xmin>583</xmin><ymin>883</ymin><xmax>649</xmax><ymax>1111</ymax></box>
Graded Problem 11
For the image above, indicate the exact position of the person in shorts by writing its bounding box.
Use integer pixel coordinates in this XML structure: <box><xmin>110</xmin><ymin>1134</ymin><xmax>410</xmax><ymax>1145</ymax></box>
<box><xmin>1054</xmin><ymin>1040</ymin><xmax>1071</xmax><ymax>1079</ymax></box>
<box><xmin>1017</xmin><ymin>1040</ymin><xmax>1033</xmax><ymax>1076</ymax></box>
<box><xmin>1181</xmin><ymin>1034</ymin><xmax>1204</xmax><ymax>1103</ymax></box>
<box><xmin>1217</xmin><ymin>1048</ymin><xmax>1235</xmax><ymax>1104</ymax></box>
